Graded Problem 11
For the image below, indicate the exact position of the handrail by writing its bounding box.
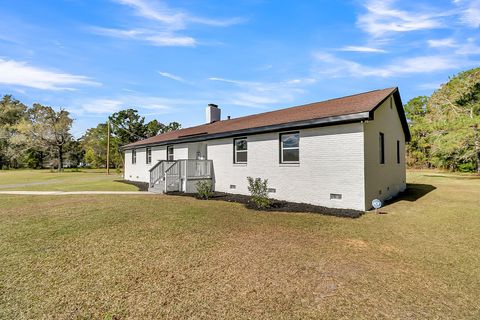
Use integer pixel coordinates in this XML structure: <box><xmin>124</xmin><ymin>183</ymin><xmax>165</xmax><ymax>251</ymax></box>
<box><xmin>149</xmin><ymin>160</ymin><xmax>164</xmax><ymax>172</ymax></box>
<box><xmin>149</xmin><ymin>160</ymin><xmax>175</xmax><ymax>187</ymax></box>
<box><xmin>149</xmin><ymin>159</ymin><xmax>213</xmax><ymax>188</ymax></box>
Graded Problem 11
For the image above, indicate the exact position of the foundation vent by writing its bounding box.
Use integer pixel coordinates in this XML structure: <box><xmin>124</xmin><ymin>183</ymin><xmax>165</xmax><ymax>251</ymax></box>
<box><xmin>330</xmin><ymin>193</ymin><xmax>342</xmax><ymax>200</ymax></box>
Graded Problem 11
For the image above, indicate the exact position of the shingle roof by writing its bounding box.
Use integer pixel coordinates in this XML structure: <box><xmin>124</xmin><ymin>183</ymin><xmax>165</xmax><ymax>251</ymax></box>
<box><xmin>123</xmin><ymin>87</ymin><xmax>408</xmax><ymax>149</ymax></box>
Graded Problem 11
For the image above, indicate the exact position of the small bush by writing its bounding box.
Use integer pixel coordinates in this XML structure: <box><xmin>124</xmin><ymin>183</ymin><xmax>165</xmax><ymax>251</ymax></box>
<box><xmin>247</xmin><ymin>177</ymin><xmax>271</xmax><ymax>209</ymax></box>
<box><xmin>458</xmin><ymin>162</ymin><xmax>475</xmax><ymax>173</ymax></box>
<box><xmin>196</xmin><ymin>180</ymin><xmax>213</xmax><ymax>200</ymax></box>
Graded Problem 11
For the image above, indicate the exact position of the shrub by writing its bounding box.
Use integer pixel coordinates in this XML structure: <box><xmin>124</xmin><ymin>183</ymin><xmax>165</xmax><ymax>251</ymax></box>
<box><xmin>247</xmin><ymin>176</ymin><xmax>271</xmax><ymax>209</ymax></box>
<box><xmin>458</xmin><ymin>162</ymin><xmax>475</xmax><ymax>173</ymax></box>
<box><xmin>196</xmin><ymin>180</ymin><xmax>213</xmax><ymax>199</ymax></box>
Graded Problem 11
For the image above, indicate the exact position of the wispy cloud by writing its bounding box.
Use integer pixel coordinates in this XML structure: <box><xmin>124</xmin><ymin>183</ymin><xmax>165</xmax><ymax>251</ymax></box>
<box><xmin>79</xmin><ymin>99</ymin><xmax>124</xmax><ymax>114</ymax></box>
<box><xmin>157</xmin><ymin>71</ymin><xmax>187</xmax><ymax>82</ymax></box>
<box><xmin>418</xmin><ymin>82</ymin><xmax>443</xmax><ymax>90</ymax></box>
<box><xmin>71</xmin><ymin>94</ymin><xmax>208</xmax><ymax>116</ymax></box>
<box><xmin>90</xmin><ymin>27</ymin><xmax>196</xmax><ymax>46</ymax></box>
<box><xmin>314</xmin><ymin>52</ymin><xmax>467</xmax><ymax>78</ymax></box>
<box><xmin>113</xmin><ymin>0</ymin><xmax>186</xmax><ymax>28</ymax></box>
<box><xmin>427</xmin><ymin>38</ymin><xmax>457</xmax><ymax>48</ymax></box>
<box><xmin>208</xmin><ymin>76</ymin><xmax>315</xmax><ymax>108</ymax></box>
<box><xmin>113</xmin><ymin>0</ymin><xmax>244</xmax><ymax>28</ymax></box>
<box><xmin>357</xmin><ymin>0</ymin><xmax>448</xmax><ymax>37</ymax></box>
<box><xmin>92</xmin><ymin>0</ymin><xmax>244</xmax><ymax>47</ymax></box>
<box><xmin>454</xmin><ymin>0</ymin><xmax>480</xmax><ymax>28</ymax></box>
<box><xmin>337</xmin><ymin>46</ymin><xmax>387</xmax><ymax>53</ymax></box>
<box><xmin>455</xmin><ymin>37</ymin><xmax>480</xmax><ymax>55</ymax></box>
<box><xmin>0</xmin><ymin>58</ymin><xmax>99</xmax><ymax>90</ymax></box>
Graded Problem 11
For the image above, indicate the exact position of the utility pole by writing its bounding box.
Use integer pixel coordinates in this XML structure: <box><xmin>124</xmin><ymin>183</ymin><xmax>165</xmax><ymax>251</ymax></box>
<box><xmin>106</xmin><ymin>120</ymin><xmax>110</xmax><ymax>175</ymax></box>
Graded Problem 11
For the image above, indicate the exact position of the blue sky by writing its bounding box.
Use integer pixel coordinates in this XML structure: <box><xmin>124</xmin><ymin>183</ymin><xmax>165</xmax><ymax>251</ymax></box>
<box><xmin>1</xmin><ymin>0</ymin><xmax>479</xmax><ymax>136</ymax></box>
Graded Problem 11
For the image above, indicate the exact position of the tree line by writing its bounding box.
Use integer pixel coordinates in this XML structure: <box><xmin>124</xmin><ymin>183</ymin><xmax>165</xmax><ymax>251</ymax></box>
<box><xmin>405</xmin><ymin>67</ymin><xmax>480</xmax><ymax>173</ymax></box>
<box><xmin>0</xmin><ymin>97</ymin><xmax>180</xmax><ymax>171</ymax></box>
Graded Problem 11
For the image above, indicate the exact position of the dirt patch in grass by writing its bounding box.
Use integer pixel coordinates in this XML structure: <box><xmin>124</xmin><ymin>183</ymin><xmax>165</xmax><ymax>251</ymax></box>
<box><xmin>168</xmin><ymin>191</ymin><xmax>364</xmax><ymax>218</ymax></box>
<box><xmin>117</xmin><ymin>180</ymin><xmax>149</xmax><ymax>191</ymax></box>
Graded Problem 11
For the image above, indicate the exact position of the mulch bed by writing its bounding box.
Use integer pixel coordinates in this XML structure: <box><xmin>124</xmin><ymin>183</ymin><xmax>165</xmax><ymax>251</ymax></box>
<box><xmin>116</xmin><ymin>180</ymin><xmax>149</xmax><ymax>191</ymax></box>
<box><xmin>168</xmin><ymin>191</ymin><xmax>364</xmax><ymax>218</ymax></box>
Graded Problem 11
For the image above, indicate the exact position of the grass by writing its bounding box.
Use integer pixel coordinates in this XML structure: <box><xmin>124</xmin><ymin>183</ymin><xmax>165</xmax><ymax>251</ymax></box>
<box><xmin>0</xmin><ymin>169</ymin><xmax>138</xmax><ymax>191</ymax></box>
<box><xmin>0</xmin><ymin>170</ymin><xmax>479</xmax><ymax>319</ymax></box>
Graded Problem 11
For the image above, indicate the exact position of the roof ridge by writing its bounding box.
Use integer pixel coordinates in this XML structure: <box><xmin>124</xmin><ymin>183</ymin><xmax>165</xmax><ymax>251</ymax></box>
<box><xmin>198</xmin><ymin>87</ymin><xmax>397</xmax><ymax>126</ymax></box>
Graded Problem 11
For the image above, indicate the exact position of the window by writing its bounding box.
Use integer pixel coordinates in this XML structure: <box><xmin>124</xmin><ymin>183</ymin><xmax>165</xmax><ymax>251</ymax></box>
<box><xmin>234</xmin><ymin>138</ymin><xmax>247</xmax><ymax>163</ymax></box>
<box><xmin>280</xmin><ymin>132</ymin><xmax>299</xmax><ymax>163</ymax></box>
<box><xmin>396</xmin><ymin>140</ymin><xmax>400</xmax><ymax>164</ymax></box>
<box><xmin>131</xmin><ymin>149</ymin><xmax>137</xmax><ymax>164</ymax></box>
<box><xmin>146</xmin><ymin>147</ymin><xmax>152</xmax><ymax>164</ymax></box>
<box><xmin>167</xmin><ymin>146</ymin><xmax>174</xmax><ymax>161</ymax></box>
<box><xmin>379</xmin><ymin>132</ymin><xmax>385</xmax><ymax>164</ymax></box>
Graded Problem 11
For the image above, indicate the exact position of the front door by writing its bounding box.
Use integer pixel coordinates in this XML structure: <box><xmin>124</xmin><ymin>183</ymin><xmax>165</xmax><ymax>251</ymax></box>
<box><xmin>196</xmin><ymin>142</ymin><xmax>207</xmax><ymax>160</ymax></box>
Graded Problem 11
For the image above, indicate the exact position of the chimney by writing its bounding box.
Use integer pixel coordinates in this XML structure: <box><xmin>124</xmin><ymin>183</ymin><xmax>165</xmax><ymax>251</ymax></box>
<box><xmin>206</xmin><ymin>103</ymin><xmax>221</xmax><ymax>123</ymax></box>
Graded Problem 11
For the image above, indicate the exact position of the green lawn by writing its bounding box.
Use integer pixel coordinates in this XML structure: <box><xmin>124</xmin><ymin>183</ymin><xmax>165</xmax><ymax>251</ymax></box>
<box><xmin>0</xmin><ymin>171</ymin><xmax>479</xmax><ymax>319</ymax></box>
<box><xmin>0</xmin><ymin>169</ymin><xmax>138</xmax><ymax>191</ymax></box>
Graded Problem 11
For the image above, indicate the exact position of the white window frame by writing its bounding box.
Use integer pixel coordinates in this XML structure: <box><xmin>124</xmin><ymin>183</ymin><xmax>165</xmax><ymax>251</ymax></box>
<box><xmin>167</xmin><ymin>145</ymin><xmax>174</xmax><ymax>161</ymax></box>
<box><xmin>233</xmin><ymin>137</ymin><xmax>247</xmax><ymax>164</ymax></box>
<box><xmin>146</xmin><ymin>147</ymin><xmax>152</xmax><ymax>164</ymax></box>
<box><xmin>280</xmin><ymin>132</ymin><xmax>300</xmax><ymax>164</ymax></box>
<box><xmin>132</xmin><ymin>149</ymin><xmax>137</xmax><ymax>164</ymax></box>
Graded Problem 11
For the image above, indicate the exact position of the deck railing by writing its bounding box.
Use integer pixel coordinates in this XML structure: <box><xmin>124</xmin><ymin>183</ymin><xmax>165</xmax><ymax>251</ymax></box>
<box><xmin>164</xmin><ymin>161</ymin><xmax>181</xmax><ymax>192</ymax></box>
<box><xmin>149</xmin><ymin>159</ymin><xmax>213</xmax><ymax>190</ymax></box>
<box><xmin>149</xmin><ymin>160</ymin><xmax>175</xmax><ymax>187</ymax></box>
<box><xmin>186</xmin><ymin>159</ymin><xmax>213</xmax><ymax>179</ymax></box>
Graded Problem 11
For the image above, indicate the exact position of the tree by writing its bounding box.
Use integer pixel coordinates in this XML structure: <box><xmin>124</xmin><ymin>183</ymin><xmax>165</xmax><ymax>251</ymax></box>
<box><xmin>164</xmin><ymin>121</ymin><xmax>181</xmax><ymax>132</ymax></box>
<box><xmin>145</xmin><ymin>120</ymin><xmax>182</xmax><ymax>137</ymax></box>
<box><xmin>109</xmin><ymin>109</ymin><xmax>147</xmax><ymax>145</ymax></box>
<box><xmin>81</xmin><ymin>123</ymin><xmax>108</xmax><ymax>168</ymax></box>
<box><xmin>64</xmin><ymin>139</ymin><xmax>84</xmax><ymax>168</ymax></box>
<box><xmin>406</xmin><ymin>67</ymin><xmax>480</xmax><ymax>173</ymax></box>
<box><xmin>20</xmin><ymin>104</ymin><xmax>73</xmax><ymax>171</ymax></box>
<box><xmin>81</xmin><ymin>123</ymin><xmax>122</xmax><ymax>168</ymax></box>
<box><xmin>404</xmin><ymin>96</ymin><xmax>432</xmax><ymax>168</ymax></box>
<box><xmin>0</xmin><ymin>95</ymin><xmax>27</xmax><ymax>168</ymax></box>
<box><xmin>145</xmin><ymin>119</ymin><xmax>164</xmax><ymax>138</ymax></box>
<box><xmin>107</xmin><ymin>109</ymin><xmax>182</xmax><ymax>169</ymax></box>
<box><xmin>428</xmin><ymin>68</ymin><xmax>480</xmax><ymax>172</ymax></box>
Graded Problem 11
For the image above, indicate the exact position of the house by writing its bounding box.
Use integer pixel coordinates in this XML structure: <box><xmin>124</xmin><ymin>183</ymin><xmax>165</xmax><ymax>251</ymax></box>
<box><xmin>122</xmin><ymin>87</ymin><xmax>410</xmax><ymax>211</ymax></box>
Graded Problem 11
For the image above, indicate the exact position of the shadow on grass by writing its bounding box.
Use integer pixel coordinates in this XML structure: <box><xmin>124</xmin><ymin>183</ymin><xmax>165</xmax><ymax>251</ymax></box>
<box><xmin>386</xmin><ymin>183</ymin><xmax>436</xmax><ymax>205</ymax></box>
<box><xmin>116</xmin><ymin>180</ymin><xmax>149</xmax><ymax>191</ymax></box>
<box><xmin>423</xmin><ymin>174</ymin><xmax>480</xmax><ymax>180</ymax></box>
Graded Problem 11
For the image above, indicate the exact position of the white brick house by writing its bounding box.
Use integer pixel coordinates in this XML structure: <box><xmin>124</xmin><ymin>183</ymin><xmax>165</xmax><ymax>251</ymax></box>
<box><xmin>122</xmin><ymin>87</ymin><xmax>410</xmax><ymax>211</ymax></box>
